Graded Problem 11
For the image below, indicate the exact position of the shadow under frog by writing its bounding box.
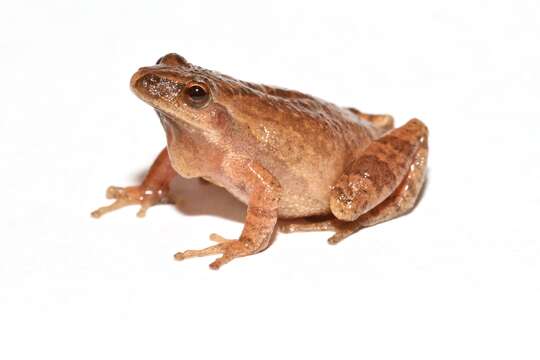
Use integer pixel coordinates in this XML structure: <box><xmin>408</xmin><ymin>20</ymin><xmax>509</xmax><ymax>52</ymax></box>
<box><xmin>130</xmin><ymin>169</ymin><xmax>246</xmax><ymax>223</ymax></box>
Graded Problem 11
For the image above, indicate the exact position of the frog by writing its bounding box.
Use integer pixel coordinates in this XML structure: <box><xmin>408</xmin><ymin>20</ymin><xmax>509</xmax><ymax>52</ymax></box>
<box><xmin>91</xmin><ymin>53</ymin><xmax>429</xmax><ymax>270</ymax></box>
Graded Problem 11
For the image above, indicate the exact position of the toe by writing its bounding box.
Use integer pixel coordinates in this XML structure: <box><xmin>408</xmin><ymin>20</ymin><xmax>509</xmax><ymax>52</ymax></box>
<box><xmin>209</xmin><ymin>254</ymin><xmax>233</xmax><ymax>270</ymax></box>
<box><xmin>106</xmin><ymin>186</ymin><xmax>124</xmax><ymax>199</ymax></box>
<box><xmin>327</xmin><ymin>234</ymin><xmax>344</xmax><ymax>245</ymax></box>
<box><xmin>209</xmin><ymin>233</ymin><xmax>231</xmax><ymax>243</ymax></box>
<box><xmin>209</xmin><ymin>259</ymin><xmax>222</xmax><ymax>270</ymax></box>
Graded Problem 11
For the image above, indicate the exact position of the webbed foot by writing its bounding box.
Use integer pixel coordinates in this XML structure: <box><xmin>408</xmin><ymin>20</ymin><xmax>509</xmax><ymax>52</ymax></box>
<box><xmin>174</xmin><ymin>233</ymin><xmax>256</xmax><ymax>270</ymax></box>
<box><xmin>91</xmin><ymin>185</ymin><xmax>170</xmax><ymax>218</ymax></box>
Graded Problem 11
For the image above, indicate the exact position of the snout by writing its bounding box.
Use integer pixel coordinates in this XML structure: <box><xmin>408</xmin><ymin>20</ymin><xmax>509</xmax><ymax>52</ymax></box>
<box><xmin>130</xmin><ymin>67</ymin><xmax>183</xmax><ymax>103</ymax></box>
<box><xmin>129</xmin><ymin>67</ymin><xmax>152</xmax><ymax>90</ymax></box>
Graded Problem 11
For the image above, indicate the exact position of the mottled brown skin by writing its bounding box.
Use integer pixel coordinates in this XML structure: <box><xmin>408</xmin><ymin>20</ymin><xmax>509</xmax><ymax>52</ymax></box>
<box><xmin>92</xmin><ymin>53</ymin><xmax>429</xmax><ymax>269</ymax></box>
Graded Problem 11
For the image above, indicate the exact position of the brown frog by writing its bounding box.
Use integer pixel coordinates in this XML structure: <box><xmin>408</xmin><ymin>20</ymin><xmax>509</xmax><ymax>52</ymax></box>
<box><xmin>92</xmin><ymin>53</ymin><xmax>429</xmax><ymax>270</ymax></box>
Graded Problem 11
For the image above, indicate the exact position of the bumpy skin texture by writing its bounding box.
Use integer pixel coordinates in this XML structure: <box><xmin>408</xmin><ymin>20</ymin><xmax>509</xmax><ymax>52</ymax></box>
<box><xmin>92</xmin><ymin>53</ymin><xmax>429</xmax><ymax>269</ymax></box>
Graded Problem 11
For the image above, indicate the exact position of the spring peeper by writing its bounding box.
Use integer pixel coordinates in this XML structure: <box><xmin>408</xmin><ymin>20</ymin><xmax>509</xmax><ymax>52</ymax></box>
<box><xmin>92</xmin><ymin>53</ymin><xmax>429</xmax><ymax>269</ymax></box>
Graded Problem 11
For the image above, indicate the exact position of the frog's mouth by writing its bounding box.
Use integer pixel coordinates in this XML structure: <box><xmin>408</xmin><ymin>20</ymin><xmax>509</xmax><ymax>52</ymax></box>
<box><xmin>156</xmin><ymin>110</ymin><xmax>211</xmax><ymax>141</ymax></box>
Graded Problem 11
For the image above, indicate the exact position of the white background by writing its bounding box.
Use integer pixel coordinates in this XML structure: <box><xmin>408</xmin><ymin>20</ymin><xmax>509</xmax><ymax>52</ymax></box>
<box><xmin>1</xmin><ymin>0</ymin><xmax>539</xmax><ymax>359</ymax></box>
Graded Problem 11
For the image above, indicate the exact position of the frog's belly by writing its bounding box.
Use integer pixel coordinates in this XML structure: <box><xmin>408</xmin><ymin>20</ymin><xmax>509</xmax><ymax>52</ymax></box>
<box><xmin>272</xmin><ymin>158</ymin><xmax>343</xmax><ymax>218</ymax></box>
<box><xmin>207</xmin><ymin>174</ymin><xmax>332</xmax><ymax>219</ymax></box>
<box><xmin>222</xmin><ymin>174</ymin><xmax>334</xmax><ymax>219</ymax></box>
<box><xmin>278</xmin><ymin>192</ymin><xmax>331</xmax><ymax>218</ymax></box>
<box><xmin>227</xmin><ymin>190</ymin><xmax>331</xmax><ymax>219</ymax></box>
<box><xmin>277</xmin><ymin>173</ymin><xmax>335</xmax><ymax>218</ymax></box>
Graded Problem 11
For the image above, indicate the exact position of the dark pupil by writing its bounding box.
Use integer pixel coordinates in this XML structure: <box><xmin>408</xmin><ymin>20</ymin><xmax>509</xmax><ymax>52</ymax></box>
<box><xmin>188</xmin><ymin>85</ymin><xmax>207</xmax><ymax>100</ymax></box>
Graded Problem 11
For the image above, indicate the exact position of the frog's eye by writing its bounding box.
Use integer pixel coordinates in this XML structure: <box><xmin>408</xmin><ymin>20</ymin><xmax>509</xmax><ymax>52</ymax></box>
<box><xmin>184</xmin><ymin>82</ymin><xmax>210</xmax><ymax>108</ymax></box>
<box><xmin>156</xmin><ymin>53</ymin><xmax>188</xmax><ymax>67</ymax></box>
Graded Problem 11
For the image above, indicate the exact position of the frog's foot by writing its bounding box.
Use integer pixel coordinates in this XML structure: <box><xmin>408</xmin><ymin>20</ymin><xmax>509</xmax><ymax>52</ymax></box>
<box><xmin>278</xmin><ymin>218</ymin><xmax>364</xmax><ymax>245</ymax></box>
<box><xmin>91</xmin><ymin>185</ymin><xmax>170</xmax><ymax>218</ymax></box>
<box><xmin>174</xmin><ymin>233</ymin><xmax>255</xmax><ymax>270</ymax></box>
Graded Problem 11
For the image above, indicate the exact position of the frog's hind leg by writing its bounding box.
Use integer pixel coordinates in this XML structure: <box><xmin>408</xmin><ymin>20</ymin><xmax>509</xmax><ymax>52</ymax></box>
<box><xmin>280</xmin><ymin>129</ymin><xmax>428</xmax><ymax>244</ymax></box>
<box><xmin>347</xmin><ymin>107</ymin><xmax>394</xmax><ymax>134</ymax></box>
<box><xmin>289</xmin><ymin>119</ymin><xmax>429</xmax><ymax>244</ymax></box>
<box><xmin>333</xmin><ymin>138</ymin><xmax>428</xmax><ymax>244</ymax></box>
<box><xmin>330</xmin><ymin>119</ymin><xmax>427</xmax><ymax>222</ymax></box>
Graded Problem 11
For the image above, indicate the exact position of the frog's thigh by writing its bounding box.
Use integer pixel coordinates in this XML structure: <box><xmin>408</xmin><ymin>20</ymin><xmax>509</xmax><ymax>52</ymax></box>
<box><xmin>329</xmin><ymin>141</ymin><xmax>427</xmax><ymax>244</ymax></box>
<box><xmin>356</xmin><ymin>139</ymin><xmax>428</xmax><ymax>228</ymax></box>
<box><xmin>330</xmin><ymin>119</ymin><xmax>428</xmax><ymax>222</ymax></box>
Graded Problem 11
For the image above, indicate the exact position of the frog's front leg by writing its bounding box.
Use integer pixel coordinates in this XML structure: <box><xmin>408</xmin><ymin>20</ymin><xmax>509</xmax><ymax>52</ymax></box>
<box><xmin>91</xmin><ymin>147</ymin><xmax>177</xmax><ymax>218</ymax></box>
<box><xmin>330</xmin><ymin>118</ymin><xmax>428</xmax><ymax>222</ymax></box>
<box><xmin>174</xmin><ymin>160</ymin><xmax>282</xmax><ymax>270</ymax></box>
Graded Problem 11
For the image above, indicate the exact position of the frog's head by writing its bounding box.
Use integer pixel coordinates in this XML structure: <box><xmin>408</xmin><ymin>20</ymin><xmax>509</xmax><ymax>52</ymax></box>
<box><xmin>130</xmin><ymin>53</ymin><xmax>232</xmax><ymax>135</ymax></box>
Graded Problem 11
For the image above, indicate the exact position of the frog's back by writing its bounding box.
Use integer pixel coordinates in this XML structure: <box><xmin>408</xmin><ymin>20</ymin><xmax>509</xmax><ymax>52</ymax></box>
<box><xmin>194</xmin><ymin>66</ymin><xmax>388</xmax><ymax>135</ymax></box>
<box><xmin>213</xmin><ymin>75</ymin><xmax>382</xmax><ymax>149</ymax></box>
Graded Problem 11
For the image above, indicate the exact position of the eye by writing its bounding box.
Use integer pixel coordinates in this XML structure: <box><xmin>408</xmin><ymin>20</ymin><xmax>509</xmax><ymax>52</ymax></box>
<box><xmin>184</xmin><ymin>83</ymin><xmax>210</xmax><ymax>108</ymax></box>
